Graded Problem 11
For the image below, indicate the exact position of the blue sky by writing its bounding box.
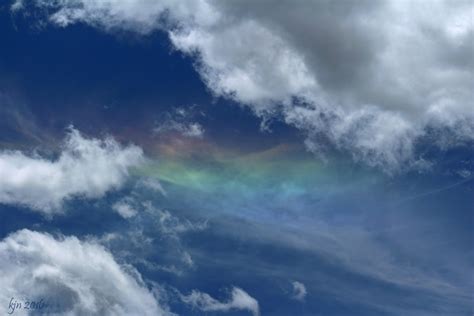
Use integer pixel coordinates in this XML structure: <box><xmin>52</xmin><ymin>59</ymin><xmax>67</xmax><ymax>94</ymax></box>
<box><xmin>0</xmin><ymin>1</ymin><xmax>473</xmax><ymax>315</ymax></box>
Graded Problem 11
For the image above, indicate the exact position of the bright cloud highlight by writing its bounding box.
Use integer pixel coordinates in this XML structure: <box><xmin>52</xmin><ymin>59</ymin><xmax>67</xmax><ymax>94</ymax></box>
<box><xmin>0</xmin><ymin>127</ymin><xmax>144</xmax><ymax>213</ymax></box>
<box><xmin>0</xmin><ymin>229</ymin><xmax>168</xmax><ymax>315</ymax></box>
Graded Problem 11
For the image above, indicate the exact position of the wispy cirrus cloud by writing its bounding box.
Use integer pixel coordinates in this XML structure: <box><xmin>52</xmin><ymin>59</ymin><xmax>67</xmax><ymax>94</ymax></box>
<box><xmin>181</xmin><ymin>287</ymin><xmax>259</xmax><ymax>316</ymax></box>
<box><xmin>101</xmin><ymin>198</ymin><xmax>207</xmax><ymax>276</ymax></box>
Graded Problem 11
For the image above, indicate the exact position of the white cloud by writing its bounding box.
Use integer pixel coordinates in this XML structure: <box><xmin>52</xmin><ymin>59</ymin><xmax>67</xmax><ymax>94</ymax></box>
<box><xmin>456</xmin><ymin>169</ymin><xmax>472</xmax><ymax>179</ymax></box>
<box><xmin>142</xmin><ymin>201</ymin><xmax>208</xmax><ymax>236</ymax></box>
<box><xmin>291</xmin><ymin>281</ymin><xmax>307</xmax><ymax>301</ymax></box>
<box><xmin>182</xmin><ymin>123</ymin><xmax>205</xmax><ymax>138</ymax></box>
<box><xmin>181</xmin><ymin>251</ymin><xmax>194</xmax><ymax>267</ymax></box>
<box><xmin>0</xmin><ymin>229</ymin><xmax>169</xmax><ymax>316</ymax></box>
<box><xmin>154</xmin><ymin>122</ymin><xmax>204</xmax><ymax>138</ymax></box>
<box><xmin>0</xmin><ymin>127</ymin><xmax>144</xmax><ymax>214</ymax></box>
<box><xmin>97</xmin><ymin>200</ymin><xmax>206</xmax><ymax>276</ymax></box>
<box><xmin>13</xmin><ymin>0</ymin><xmax>474</xmax><ymax>171</ymax></box>
<box><xmin>181</xmin><ymin>287</ymin><xmax>259</xmax><ymax>316</ymax></box>
<box><xmin>136</xmin><ymin>178</ymin><xmax>168</xmax><ymax>196</ymax></box>
<box><xmin>112</xmin><ymin>197</ymin><xmax>138</xmax><ymax>219</ymax></box>
<box><xmin>154</xmin><ymin>107</ymin><xmax>205</xmax><ymax>138</ymax></box>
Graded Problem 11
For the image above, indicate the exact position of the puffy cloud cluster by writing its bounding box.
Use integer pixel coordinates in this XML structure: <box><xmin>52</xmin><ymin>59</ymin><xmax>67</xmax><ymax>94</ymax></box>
<box><xmin>0</xmin><ymin>229</ymin><xmax>168</xmax><ymax>316</ymax></box>
<box><xmin>12</xmin><ymin>0</ymin><xmax>474</xmax><ymax>171</ymax></box>
<box><xmin>0</xmin><ymin>127</ymin><xmax>144</xmax><ymax>213</ymax></box>
<box><xmin>181</xmin><ymin>287</ymin><xmax>259</xmax><ymax>316</ymax></box>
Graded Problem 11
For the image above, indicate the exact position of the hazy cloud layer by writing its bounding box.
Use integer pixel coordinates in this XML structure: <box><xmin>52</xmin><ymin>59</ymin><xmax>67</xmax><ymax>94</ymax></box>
<box><xmin>0</xmin><ymin>229</ymin><xmax>168</xmax><ymax>316</ymax></box>
<box><xmin>12</xmin><ymin>0</ymin><xmax>474</xmax><ymax>171</ymax></box>
<box><xmin>0</xmin><ymin>127</ymin><xmax>144</xmax><ymax>213</ymax></box>
<box><xmin>181</xmin><ymin>287</ymin><xmax>259</xmax><ymax>316</ymax></box>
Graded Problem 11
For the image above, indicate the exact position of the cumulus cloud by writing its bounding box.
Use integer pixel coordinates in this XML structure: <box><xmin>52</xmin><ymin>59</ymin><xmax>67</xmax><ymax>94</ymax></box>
<box><xmin>13</xmin><ymin>0</ymin><xmax>474</xmax><ymax>171</ymax></box>
<box><xmin>0</xmin><ymin>127</ymin><xmax>144</xmax><ymax>214</ymax></box>
<box><xmin>291</xmin><ymin>281</ymin><xmax>307</xmax><ymax>301</ymax></box>
<box><xmin>0</xmin><ymin>229</ymin><xmax>169</xmax><ymax>316</ymax></box>
<box><xmin>181</xmin><ymin>287</ymin><xmax>259</xmax><ymax>316</ymax></box>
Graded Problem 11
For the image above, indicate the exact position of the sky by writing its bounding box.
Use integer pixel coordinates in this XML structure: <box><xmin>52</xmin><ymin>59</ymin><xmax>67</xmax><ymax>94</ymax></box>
<box><xmin>0</xmin><ymin>1</ymin><xmax>473</xmax><ymax>315</ymax></box>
